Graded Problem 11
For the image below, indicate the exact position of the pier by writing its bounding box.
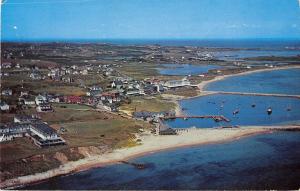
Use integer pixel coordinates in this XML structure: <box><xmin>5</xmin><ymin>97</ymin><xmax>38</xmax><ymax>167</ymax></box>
<box><xmin>203</xmin><ymin>91</ymin><xmax>300</xmax><ymax>99</ymax></box>
<box><xmin>155</xmin><ymin>115</ymin><xmax>230</xmax><ymax>135</ymax></box>
<box><xmin>163</xmin><ymin>115</ymin><xmax>230</xmax><ymax>122</ymax></box>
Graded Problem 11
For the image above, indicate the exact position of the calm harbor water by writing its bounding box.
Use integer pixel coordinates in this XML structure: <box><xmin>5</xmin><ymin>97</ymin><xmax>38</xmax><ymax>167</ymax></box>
<box><xmin>23</xmin><ymin>131</ymin><xmax>300</xmax><ymax>190</ymax></box>
<box><xmin>205</xmin><ymin>68</ymin><xmax>300</xmax><ymax>95</ymax></box>
<box><xmin>166</xmin><ymin>94</ymin><xmax>300</xmax><ymax>128</ymax></box>
<box><xmin>158</xmin><ymin>64</ymin><xmax>222</xmax><ymax>76</ymax></box>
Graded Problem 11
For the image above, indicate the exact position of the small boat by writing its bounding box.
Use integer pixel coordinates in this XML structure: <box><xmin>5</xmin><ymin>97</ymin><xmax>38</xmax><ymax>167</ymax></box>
<box><xmin>183</xmin><ymin>117</ymin><xmax>188</xmax><ymax>120</ymax></box>
<box><xmin>214</xmin><ymin>117</ymin><xmax>222</xmax><ymax>122</ymax></box>
<box><xmin>251</xmin><ymin>104</ymin><xmax>256</xmax><ymax>108</ymax></box>
<box><xmin>233</xmin><ymin>109</ymin><xmax>240</xmax><ymax>115</ymax></box>
<box><xmin>267</xmin><ymin>107</ymin><xmax>272</xmax><ymax>115</ymax></box>
<box><xmin>287</xmin><ymin>106</ymin><xmax>292</xmax><ymax>111</ymax></box>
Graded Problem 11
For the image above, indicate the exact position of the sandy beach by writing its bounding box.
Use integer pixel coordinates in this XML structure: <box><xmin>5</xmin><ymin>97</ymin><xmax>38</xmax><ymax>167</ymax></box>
<box><xmin>1</xmin><ymin>125</ymin><xmax>300</xmax><ymax>189</ymax></box>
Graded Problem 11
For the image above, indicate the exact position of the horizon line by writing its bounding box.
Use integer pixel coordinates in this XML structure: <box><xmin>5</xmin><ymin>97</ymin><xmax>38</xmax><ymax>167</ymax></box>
<box><xmin>2</xmin><ymin>37</ymin><xmax>300</xmax><ymax>43</ymax></box>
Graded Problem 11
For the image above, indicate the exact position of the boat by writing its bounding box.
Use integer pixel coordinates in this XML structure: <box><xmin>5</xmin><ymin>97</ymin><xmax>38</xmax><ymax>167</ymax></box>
<box><xmin>233</xmin><ymin>109</ymin><xmax>239</xmax><ymax>115</ymax></box>
<box><xmin>251</xmin><ymin>103</ymin><xmax>256</xmax><ymax>108</ymax></box>
<box><xmin>267</xmin><ymin>107</ymin><xmax>272</xmax><ymax>115</ymax></box>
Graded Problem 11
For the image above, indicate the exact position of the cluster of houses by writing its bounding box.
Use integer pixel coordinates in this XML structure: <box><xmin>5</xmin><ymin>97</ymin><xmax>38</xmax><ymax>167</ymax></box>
<box><xmin>133</xmin><ymin>111</ymin><xmax>176</xmax><ymax>121</ymax></box>
<box><xmin>1</xmin><ymin>75</ymin><xmax>192</xmax><ymax>113</ymax></box>
<box><xmin>0</xmin><ymin>115</ymin><xmax>65</xmax><ymax>147</ymax></box>
<box><xmin>1</xmin><ymin>59</ymin><xmax>193</xmax><ymax>113</ymax></box>
<box><xmin>46</xmin><ymin>64</ymin><xmax>119</xmax><ymax>83</ymax></box>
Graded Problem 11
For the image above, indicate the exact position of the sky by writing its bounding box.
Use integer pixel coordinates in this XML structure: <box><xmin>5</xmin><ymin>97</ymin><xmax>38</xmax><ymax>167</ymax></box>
<box><xmin>1</xmin><ymin>0</ymin><xmax>300</xmax><ymax>41</ymax></box>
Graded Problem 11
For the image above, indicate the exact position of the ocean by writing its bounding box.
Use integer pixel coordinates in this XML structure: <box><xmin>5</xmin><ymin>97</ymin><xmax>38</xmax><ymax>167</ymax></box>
<box><xmin>23</xmin><ymin>131</ymin><xmax>300</xmax><ymax>190</ymax></box>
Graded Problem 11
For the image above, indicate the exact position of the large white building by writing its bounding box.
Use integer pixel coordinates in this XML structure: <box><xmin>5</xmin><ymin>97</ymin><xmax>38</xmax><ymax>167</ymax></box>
<box><xmin>164</xmin><ymin>78</ymin><xmax>191</xmax><ymax>88</ymax></box>
<box><xmin>1</xmin><ymin>115</ymin><xmax>65</xmax><ymax>147</ymax></box>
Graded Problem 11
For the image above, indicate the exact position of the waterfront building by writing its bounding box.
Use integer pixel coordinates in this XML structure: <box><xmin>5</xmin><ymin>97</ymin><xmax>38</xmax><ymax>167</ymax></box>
<box><xmin>164</xmin><ymin>78</ymin><xmax>191</xmax><ymax>88</ymax></box>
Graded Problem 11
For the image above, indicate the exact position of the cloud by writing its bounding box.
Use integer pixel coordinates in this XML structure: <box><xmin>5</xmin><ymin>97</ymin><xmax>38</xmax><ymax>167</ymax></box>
<box><xmin>13</xmin><ymin>25</ymin><xmax>18</xmax><ymax>30</ymax></box>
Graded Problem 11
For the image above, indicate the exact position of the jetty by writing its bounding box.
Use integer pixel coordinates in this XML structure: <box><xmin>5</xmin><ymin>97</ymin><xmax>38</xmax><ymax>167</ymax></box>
<box><xmin>163</xmin><ymin>115</ymin><xmax>230</xmax><ymax>122</ymax></box>
<box><xmin>119</xmin><ymin>161</ymin><xmax>147</xmax><ymax>169</ymax></box>
<box><xmin>203</xmin><ymin>91</ymin><xmax>300</xmax><ymax>99</ymax></box>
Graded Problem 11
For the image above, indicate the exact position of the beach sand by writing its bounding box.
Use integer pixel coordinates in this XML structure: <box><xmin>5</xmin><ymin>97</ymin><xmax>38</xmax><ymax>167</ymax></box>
<box><xmin>2</xmin><ymin>126</ymin><xmax>300</xmax><ymax>189</ymax></box>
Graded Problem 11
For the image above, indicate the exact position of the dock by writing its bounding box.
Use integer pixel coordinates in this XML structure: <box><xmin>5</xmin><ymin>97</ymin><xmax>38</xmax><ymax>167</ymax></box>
<box><xmin>203</xmin><ymin>90</ymin><xmax>300</xmax><ymax>99</ymax></box>
<box><xmin>163</xmin><ymin>115</ymin><xmax>230</xmax><ymax>122</ymax></box>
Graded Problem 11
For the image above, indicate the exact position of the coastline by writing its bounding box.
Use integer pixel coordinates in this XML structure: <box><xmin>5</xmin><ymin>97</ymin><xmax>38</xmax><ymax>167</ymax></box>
<box><xmin>2</xmin><ymin>65</ymin><xmax>300</xmax><ymax>189</ymax></box>
<box><xmin>2</xmin><ymin>126</ymin><xmax>300</xmax><ymax>189</ymax></box>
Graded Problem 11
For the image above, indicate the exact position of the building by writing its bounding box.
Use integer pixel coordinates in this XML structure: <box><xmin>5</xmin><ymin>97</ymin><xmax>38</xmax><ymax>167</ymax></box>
<box><xmin>164</xmin><ymin>78</ymin><xmax>191</xmax><ymax>88</ymax></box>
<box><xmin>1</xmin><ymin>62</ymin><xmax>12</xmax><ymax>69</ymax></box>
<box><xmin>0</xmin><ymin>123</ymin><xmax>29</xmax><ymax>142</ymax></box>
<box><xmin>30</xmin><ymin>72</ymin><xmax>43</xmax><ymax>80</ymax></box>
<box><xmin>1</xmin><ymin>89</ymin><xmax>12</xmax><ymax>96</ymax></box>
<box><xmin>14</xmin><ymin>115</ymin><xmax>41</xmax><ymax>123</ymax></box>
<box><xmin>0</xmin><ymin>101</ymin><xmax>10</xmax><ymax>111</ymax></box>
<box><xmin>35</xmin><ymin>94</ymin><xmax>48</xmax><ymax>105</ymax></box>
<box><xmin>29</xmin><ymin>123</ymin><xmax>65</xmax><ymax>147</ymax></box>
<box><xmin>111</xmin><ymin>81</ymin><xmax>123</xmax><ymax>90</ymax></box>
<box><xmin>36</xmin><ymin>103</ymin><xmax>53</xmax><ymax>112</ymax></box>
<box><xmin>86</xmin><ymin>86</ymin><xmax>103</xmax><ymax>97</ymax></box>
<box><xmin>19</xmin><ymin>95</ymin><xmax>36</xmax><ymax>105</ymax></box>
<box><xmin>100</xmin><ymin>92</ymin><xmax>121</xmax><ymax>103</ymax></box>
<box><xmin>1</xmin><ymin>115</ymin><xmax>65</xmax><ymax>147</ymax></box>
<box><xmin>64</xmin><ymin>95</ymin><xmax>82</xmax><ymax>104</ymax></box>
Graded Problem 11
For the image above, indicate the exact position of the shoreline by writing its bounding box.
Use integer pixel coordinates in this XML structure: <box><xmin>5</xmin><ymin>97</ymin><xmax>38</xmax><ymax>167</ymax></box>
<box><xmin>2</xmin><ymin>126</ymin><xmax>300</xmax><ymax>189</ymax></box>
<box><xmin>2</xmin><ymin>65</ymin><xmax>300</xmax><ymax>189</ymax></box>
<box><xmin>197</xmin><ymin>65</ymin><xmax>300</xmax><ymax>92</ymax></box>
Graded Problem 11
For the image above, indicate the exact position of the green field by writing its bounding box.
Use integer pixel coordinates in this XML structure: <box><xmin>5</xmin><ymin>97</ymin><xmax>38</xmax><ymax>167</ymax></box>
<box><xmin>120</xmin><ymin>96</ymin><xmax>176</xmax><ymax>114</ymax></box>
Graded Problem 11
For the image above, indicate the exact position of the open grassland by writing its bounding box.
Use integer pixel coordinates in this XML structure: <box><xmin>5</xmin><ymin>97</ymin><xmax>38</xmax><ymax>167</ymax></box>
<box><xmin>119</xmin><ymin>96</ymin><xmax>176</xmax><ymax>115</ymax></box>
<box><xmin>2</xmin><ymin>76</ymin><xmax>86</xmax><ymax>96</ymax></box>
<box><xmin>117</xmin><ymin>62</ymin><xmax>159</xmax><ymax>79</ymax></box>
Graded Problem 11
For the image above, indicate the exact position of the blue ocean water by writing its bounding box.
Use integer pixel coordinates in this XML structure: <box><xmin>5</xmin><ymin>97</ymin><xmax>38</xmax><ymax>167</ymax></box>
<box><xmin>166</xmin><ymin>94</ymin><xmax>300</xmax><ymax>128</ymax></box>
<box><xmin>158</xmin><ymin>64</ymin><xmax>222</xmax><ymax>76</ymax></box>
<box><xmin>205</xmin><ymin>68</ymin><xmax>300</xmax><ymax>95</ymax></box>
<box><xmin>23</xmin><ymin>131</ymin><xmax>300</xmax><ymax>190</ymax></box>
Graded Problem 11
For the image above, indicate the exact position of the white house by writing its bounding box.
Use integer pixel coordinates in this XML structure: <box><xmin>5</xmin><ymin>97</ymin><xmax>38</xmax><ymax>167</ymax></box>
<box><xmin>35</xmin><ymin>94</ymin><xmax>48</xmax><ymax>105</ymax></box>
<box><xmin>0</xmin><ymin>101</ymin><xmax>10</xmax><ymax>111</ymax></box>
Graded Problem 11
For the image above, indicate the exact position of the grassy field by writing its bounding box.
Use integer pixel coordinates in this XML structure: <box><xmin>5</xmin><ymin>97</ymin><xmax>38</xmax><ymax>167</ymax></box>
<box><xmin>117</xmin><ymin>62</ymin><xmax>159</xmax><ymax>79</ymax></box>
<box><xmin>119</xmin><ymin>96</ymin><xmax>176</xmax><ymax>114</ymax></box>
